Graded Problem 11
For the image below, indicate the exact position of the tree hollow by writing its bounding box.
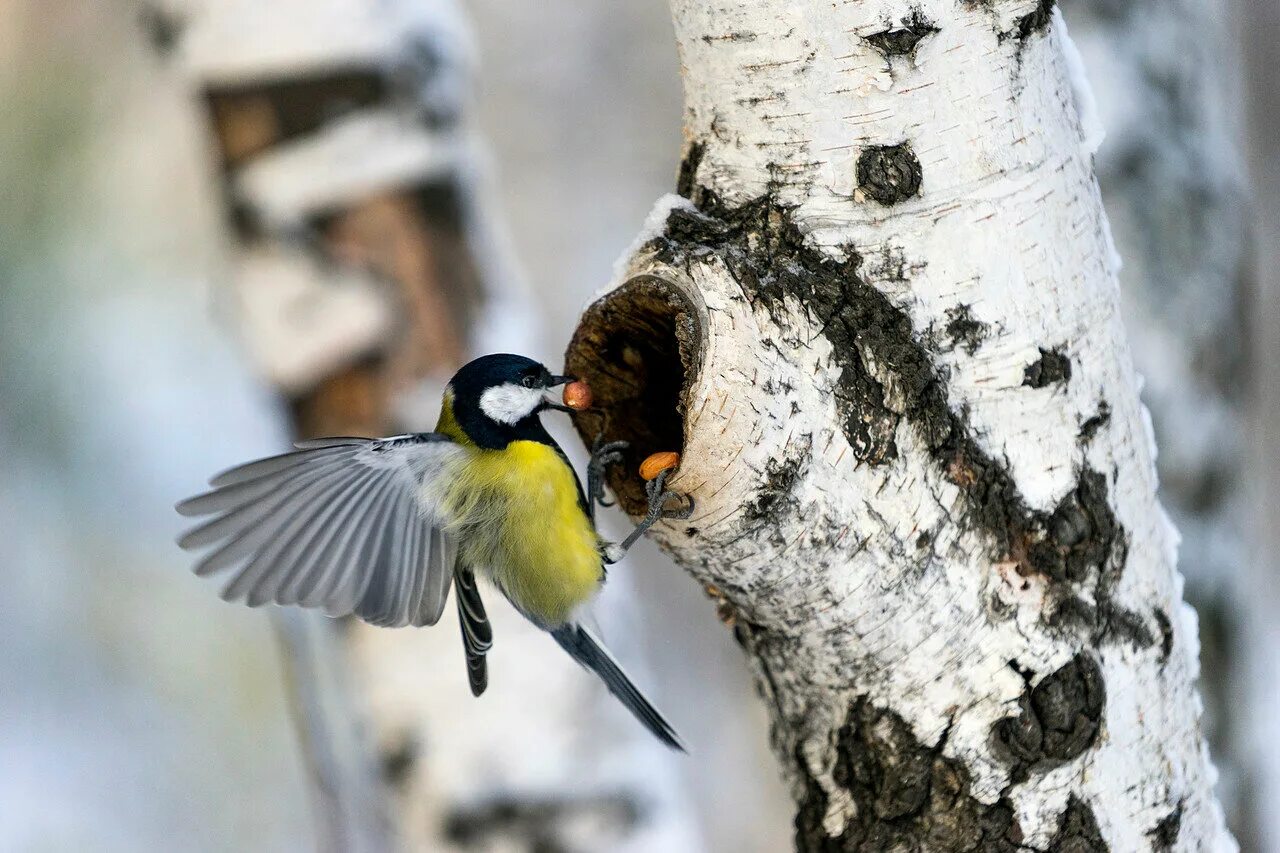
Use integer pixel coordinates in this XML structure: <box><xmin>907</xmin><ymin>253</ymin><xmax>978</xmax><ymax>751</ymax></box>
<box><xmin>565</xmin><ymin>275</ymin><xmax>700</xmax><ymax>516</ymax></box>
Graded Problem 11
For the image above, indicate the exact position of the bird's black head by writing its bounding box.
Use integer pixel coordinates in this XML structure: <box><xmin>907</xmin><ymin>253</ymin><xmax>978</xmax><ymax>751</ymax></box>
<box><xmin>444</xmin><ymin>354</ymin><xmax>572</xmax><ymax>449</ymax></box>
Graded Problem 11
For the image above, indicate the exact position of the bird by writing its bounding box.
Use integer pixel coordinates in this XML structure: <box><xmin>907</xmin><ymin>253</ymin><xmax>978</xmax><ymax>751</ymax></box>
<box><xmin>176</xmin><ymin>353</ymin><xmax>692</xmax><ymax>750</ymax></box>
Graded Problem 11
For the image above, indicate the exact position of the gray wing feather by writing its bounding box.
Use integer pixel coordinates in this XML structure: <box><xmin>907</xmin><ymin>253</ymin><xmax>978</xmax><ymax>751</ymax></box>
<box><xmin>403</xmin><ymin>514</ymin><xmax>430</xmax><ymax>623</ymax></box>
<box><xmin>190</xmin><ymin>460</ymin><xmax>354</xmax><ymax>576</ymax></box>
<box><xmin>244</xmin><ymin>468</ymin><xmax>384</xmax><ymax>607</ymax></box>
<box><xmin>227</xmin><ymin>467</ymin><xmax>377</xmax><ymax>606</ymax></box>
<box><xmin>304</xmin><ymin>473</ymin><xmax>399</xmax><ymax>607</ymax></box>
<box><xmin>292</xmin><ymin>437</ymin><xmax>369</xmax><ymax>450</ymax></box>
<box><xmin>352</xmin><ymin>478</ymin><xmax>410</xmax><ymax>626</ymax></box>
<box><xmin>177</xmin><ymin>434</ymin><xmax>464</xmax><ymax>629</ymax></box>
<box><xmin>179</xmin><ymin>460</ymin><xmax>339</xmax><ymax>549</ymax></box>
<box><xmin>261</xmin><ymin>469</ymin><xmax>374</xmax><ymax>606</ymax></box>
<box><xmin>301</xmin><ymin>469</ymin><xmax>396</xmax><ymax>611</ymax></box>
<box><xmin>207</xmin><ymin>445</ymin><xmax>356</xmax><ymax>488</ymax></box>
<box><xmin>416</xmin><ymin>527</ymin><xmax>454</xmax><ymax>626</ymax></box>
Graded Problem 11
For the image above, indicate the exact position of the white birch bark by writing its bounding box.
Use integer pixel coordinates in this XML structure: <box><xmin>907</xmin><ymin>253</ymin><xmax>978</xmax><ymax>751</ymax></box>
<box><xmin>568</xmin><ymin>1</ymin><xmax>1232</xmax><ymax>850</ymax></box>
<box><xmin>165</xmin><ymin>1</ymin><xmax>701</xmax><ymax>850</ymax></box>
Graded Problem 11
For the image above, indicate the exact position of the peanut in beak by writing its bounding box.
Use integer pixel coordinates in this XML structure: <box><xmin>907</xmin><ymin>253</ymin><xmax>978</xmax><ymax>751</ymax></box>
<box><xmin>562</xmin><ymin>380</ymin><xmax>593</xmax><ymax>410</ymax></box>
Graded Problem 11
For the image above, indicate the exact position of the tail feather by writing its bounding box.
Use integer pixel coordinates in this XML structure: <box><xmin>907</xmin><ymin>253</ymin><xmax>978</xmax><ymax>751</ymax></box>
<box><xmin>455</xmin><ymin>569</ymin><xmax>491</xmax><ymax>697</ymax></box>
<box><xmin>551</xmin><ymin>624</ymin><xmax>685</xmax><ymax>752</ymax></box>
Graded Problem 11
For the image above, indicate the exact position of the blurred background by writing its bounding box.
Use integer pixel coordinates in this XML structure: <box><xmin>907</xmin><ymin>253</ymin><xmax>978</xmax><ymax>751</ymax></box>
<box><xmin>0</xmin><ymin>1</ymin><xmax>1275</xmax><ymax>851</ymax></box>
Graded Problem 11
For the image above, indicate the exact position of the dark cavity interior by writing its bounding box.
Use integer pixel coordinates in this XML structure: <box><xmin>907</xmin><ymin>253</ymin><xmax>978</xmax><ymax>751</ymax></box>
<box><xmin>564</xmin><ymin>277</ymin><xmax>695</xmax><ymax>516</ymax></box>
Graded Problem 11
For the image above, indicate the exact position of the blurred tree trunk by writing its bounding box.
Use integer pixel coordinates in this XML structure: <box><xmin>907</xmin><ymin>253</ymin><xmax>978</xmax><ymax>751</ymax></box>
<box><xmin>1235</xmin><ymin>1</ymin><xmax>1280</xmax><ymax>851</ymax></box>
<box><xmin>568</xmin><ymin>1</ymin><xmax>1232</xmax><ymax>850</ymax></box>
<box><xmin>1064</xmin><ymin>1</ymin><xmax>1264</xmax><ymax>847</ymax></box>
<box><xmin>154</xmin><ymin>1</ymin><xmax>701</xmax><ymax>850</ymax></box>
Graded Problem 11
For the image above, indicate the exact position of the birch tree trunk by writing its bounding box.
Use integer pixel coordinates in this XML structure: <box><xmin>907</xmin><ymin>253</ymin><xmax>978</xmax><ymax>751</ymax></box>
<box><xmin>567</xmin><ymin>1</ymin><xmax>1232</xmax><ymax>850</ymax></box>
<box><xmin>160</xmin><ymin>1</ymin><xmax>700</xmax><ymax>850</ymax></box>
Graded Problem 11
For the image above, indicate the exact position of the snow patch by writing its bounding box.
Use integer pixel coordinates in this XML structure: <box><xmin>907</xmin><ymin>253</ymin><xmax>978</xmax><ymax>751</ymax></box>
<box><xmin>1053</xmin><ymin>9</ymin><xmax>1106</xmax><ymax>156</ymax></box>
<box><xmin>598</xmin><ymin>194</ymin><xmax>698</xmax><ymax>300</ymax></box>
<box><xmin>1179</xmin><ymin>600</ymin><xmax>1202</xmax><ymax>680</ymax></box>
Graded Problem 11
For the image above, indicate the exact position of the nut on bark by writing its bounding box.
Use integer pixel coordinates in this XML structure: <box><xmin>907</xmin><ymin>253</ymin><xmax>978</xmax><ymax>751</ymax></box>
<box><xmin>639</xmin><ymin>451</ymin><xmax>681</xmax><ymax>481</ymax></box>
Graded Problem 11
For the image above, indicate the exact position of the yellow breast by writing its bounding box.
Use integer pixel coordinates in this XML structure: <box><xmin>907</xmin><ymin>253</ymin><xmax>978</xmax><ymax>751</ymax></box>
<box><xmin>442</xmin><ymin>440</ymin><xmax>603</xmax><ymax>626</ymax></box>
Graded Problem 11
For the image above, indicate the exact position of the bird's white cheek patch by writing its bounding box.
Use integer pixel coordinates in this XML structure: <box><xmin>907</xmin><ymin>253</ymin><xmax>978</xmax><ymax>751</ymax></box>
<box><xmin>479</xmin><ymin>383</ymin><xmax>544</xmax><ymax>424</ymax></box>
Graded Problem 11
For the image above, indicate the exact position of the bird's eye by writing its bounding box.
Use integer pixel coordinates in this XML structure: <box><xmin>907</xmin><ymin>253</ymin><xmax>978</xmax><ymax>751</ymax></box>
<box><xmin>521</xmin><ymin>375</ymin><xmax>536</xmax><ymax>388</ymax></box>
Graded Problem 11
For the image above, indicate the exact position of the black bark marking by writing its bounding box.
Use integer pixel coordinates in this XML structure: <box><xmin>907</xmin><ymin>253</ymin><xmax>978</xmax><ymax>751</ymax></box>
<box><xmin>864</xmin><ymin>12</ymin><xmax>938</xmax><ymax>58</ymax></box>
<box><xmin>857</xmin><ymin>143</ymin><xmax>923</xmax><ymax>205</ymax></box>
<box><xmin>943</xmin><ymin>304</ymin><xmax>989</xmax><ymax>355</ymax></box>
<box><xmin>701</xmin><ymin>31</ymin><xmax>757</xmax><ymax>44</ymax></box>
<box><xmin>1032</xmin><ymin>474</ymin><xmax>1156</xmax><ymax>652</ymax></box>
<box><xmin>992</xmin><ymin>654</ymin><xmax>1105</xmax><ymax>782</ymax></box>
<box><xmin>1149</xmin><ymin>802</ymin><xmax>1183</xmax><ymax>852</ymax></box>
<box><xmin>997</xmin><ymin>0</ymin><xmax>1057</xmax><ymax>75</ymax></box>
<box><xmin>743</xmin><ymin>453</ymin><xmax>808</xmax><ymax>527</ymax></box>
<box><xmin>1049</xmin><ymin>796</ymin><xmax>1108</xmax><ymax>852</ymax></box>
<box><xmin>795</xmin><ymin>698</ymin><xmax>1024</xmax><ymax>852</ymax></box>
<box><xmin>1079</xmin><ymin>402</ymin><xmax>1111</xmax><ymax>442</ymax></box>
<box><xmin>676</xmin><ymin>141</ymin><xmax>706</xmax><ymax>199</ymax></box>
<box><xmin>1155</xmin><ymin>609</ymin><xmax>1175</xmax><ymax>662</ymax></box>
<box><xmin>1031</xmin><ymin>470</ymin><xmax>1115</xmax><ymax>583</ymax></box>
<box><xmin>652</xmin><ymin>196</ymin><xmax>939</xmax><ymax>467</ymax></box>
<box><xmin>1098</xmin><ymin>601</ymin><xmax>1157</xmax><ymax>649</ymax></box>
<box><xmin>1024</xmin><ymin>346</ymin><xmax>1072</xmax><ymax>388</ymax></box>
<box><xmin>1009</xmin><ymin>0</ymin><xmax>1057</xmax><ymax>42</ymax></box>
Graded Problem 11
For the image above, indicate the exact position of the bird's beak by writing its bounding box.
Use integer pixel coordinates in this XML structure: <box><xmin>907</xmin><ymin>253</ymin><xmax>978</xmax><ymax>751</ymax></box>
<box><xmin>540</xmin><ymin>374</ymin><xmax>576</xmax><ymax>412</ymax></box>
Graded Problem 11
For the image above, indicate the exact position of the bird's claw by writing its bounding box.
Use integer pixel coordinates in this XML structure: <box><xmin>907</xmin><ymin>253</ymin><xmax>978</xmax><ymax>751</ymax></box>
<box><xmin>663</xmin><ymin>496</ymin><xmax>695</xmax><ymax>520</ymax></box>
<box><xmin>606</xmin><ymin>467</ymin><xmax>694</xmax><ymax>562</ymax></box>
<box><xmin>588</xmin><ymin>435</ymin><xmax>630</xmax><ymax>517</ymax></box>
<box><xmin>644</xmin><ymin>469</ymin><xmax>695</xmax><ymax>521</ymax></box>
<box><xmin>591</xmin><ymin>436</ymin><xmax>630</xmax><ymax>462</ymax></box>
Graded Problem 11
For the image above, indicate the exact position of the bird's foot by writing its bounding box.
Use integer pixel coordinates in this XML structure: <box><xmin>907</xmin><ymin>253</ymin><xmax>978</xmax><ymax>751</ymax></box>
<box><xmin>587</xmin><ymin>435</ymin><xmax>628</xmax><ymax>515</ymax></box>
<box><xmin>605</xmin><ymin>469</ymin><xmax>695</xmax><ymax>563</ymax></box>
<box><xmin>645</xmin><ymin>469</ymin><xmax>694</xmax><ymax>521</ymax></box>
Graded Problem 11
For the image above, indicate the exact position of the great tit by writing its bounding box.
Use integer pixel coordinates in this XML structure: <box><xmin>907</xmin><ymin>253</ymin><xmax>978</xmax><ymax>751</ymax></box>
<box><xmin>177</xmin><ymin>353</ymin><xmax>690</xmax><ymax>750</ymax></box>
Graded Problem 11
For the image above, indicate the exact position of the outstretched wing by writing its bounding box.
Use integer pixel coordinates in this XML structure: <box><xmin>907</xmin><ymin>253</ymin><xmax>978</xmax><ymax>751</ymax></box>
<box><xmin>176</xmin><ymin>434</ymin><xmax>465</xmax><ymax>628</ymax></box>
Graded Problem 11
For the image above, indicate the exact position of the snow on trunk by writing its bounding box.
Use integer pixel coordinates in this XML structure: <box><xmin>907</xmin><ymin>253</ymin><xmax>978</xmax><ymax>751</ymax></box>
<box><xmin>165</xmin><ymin>1</ymin><xmax>701</xmax><ymax>850</ymax></box>
<box><xmin>567</xmin><ymin>1</ymin><xmax>1232</xmax><ymax>850</ymax></box>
